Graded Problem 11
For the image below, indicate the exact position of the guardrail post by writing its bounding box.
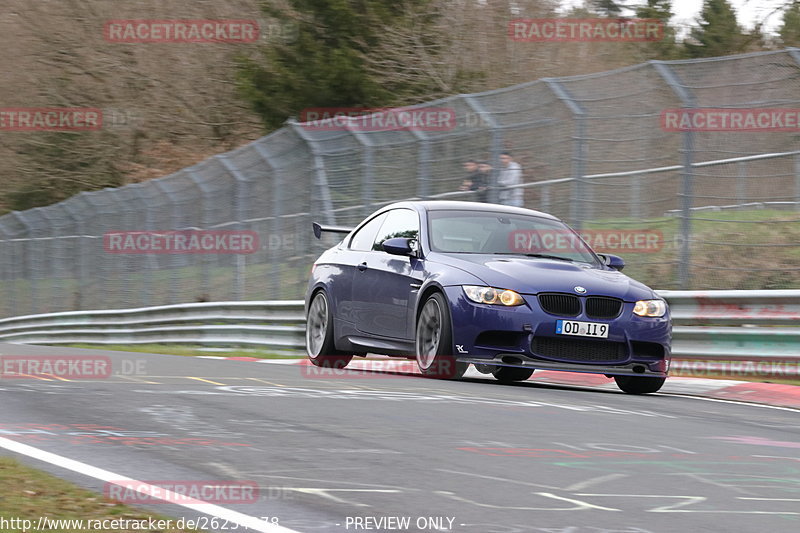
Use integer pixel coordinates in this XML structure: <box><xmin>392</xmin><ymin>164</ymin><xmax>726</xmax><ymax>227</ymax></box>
<box><xmin>652</xmin><ymin>61</ymin><xmax>696</xmax><ymax>289</ymax></box>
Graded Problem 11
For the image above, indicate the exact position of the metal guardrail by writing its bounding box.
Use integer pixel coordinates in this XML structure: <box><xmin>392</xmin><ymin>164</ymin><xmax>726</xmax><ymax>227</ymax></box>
<box><xmin>0</xmin><ymin>291</ymin><xmax>797</xmax><ymax>373</ymax></box>
<box><xmin>0</xmin><ymin>301</ymin><xmax>307</xmax><ymax>353</ymax></box>
<box><xmin>657</xmin><ymin>290</ymin><xmax>800</xmax><ymax>376</ymax></box>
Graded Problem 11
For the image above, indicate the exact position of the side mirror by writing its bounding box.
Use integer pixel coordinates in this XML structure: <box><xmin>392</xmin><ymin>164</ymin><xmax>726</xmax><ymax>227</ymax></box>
<box><xmin>382</xmin><ymin>238</ymin><xmax>417</xmax><ymax>257</ymax></box>
<box><xmin>598</xmin><ymin>253</ymin><xmax>625</xmax><ymax>271</ymax></box>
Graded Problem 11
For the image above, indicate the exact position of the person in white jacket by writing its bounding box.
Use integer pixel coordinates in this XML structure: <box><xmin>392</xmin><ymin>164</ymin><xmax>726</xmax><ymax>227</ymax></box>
<box><xmin>497</xmin><ymin>151</ymin><xmax>523</xmax><ymax>207</ymax></box>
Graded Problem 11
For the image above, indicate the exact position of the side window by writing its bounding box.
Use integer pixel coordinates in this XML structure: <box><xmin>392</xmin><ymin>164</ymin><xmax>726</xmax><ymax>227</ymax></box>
<box><xmin>373</xmin><ymin>209</ymin><xmax>420</xmax><ymax>251</ymax></box>
<box><xmin>349</xmin><ymin>213</ymin><xmax>387</xmax><ymax>251</ymax></box>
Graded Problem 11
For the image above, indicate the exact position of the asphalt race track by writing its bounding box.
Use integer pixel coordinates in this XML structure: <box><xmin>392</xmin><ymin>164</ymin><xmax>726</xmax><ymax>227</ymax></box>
<box><xmin>1</xmin><ymin>343</ymin><xmax>799</xmax><ymax>533</ymax></box>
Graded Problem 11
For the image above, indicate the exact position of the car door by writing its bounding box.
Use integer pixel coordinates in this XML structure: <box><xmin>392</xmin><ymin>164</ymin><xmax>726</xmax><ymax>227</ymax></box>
<box><xmin>330</xmin><ymin>212</ymin><xmax>387</xmax><ymax>325</ymax></box>
<box><xmin>352</xmin><ymin>208</ymin><xmax>423</xmax><ymax>339</ymax></box>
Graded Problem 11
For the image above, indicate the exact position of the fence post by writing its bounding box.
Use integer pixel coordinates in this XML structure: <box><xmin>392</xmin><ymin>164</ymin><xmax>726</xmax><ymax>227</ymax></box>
<box><xmin>544</xmin><ymin>79</ymin><xmax>587</xmax><ymax>229</ymax></box>
<box><xmin>11</xmin><ymin>212</ymin><xmax>36</xmax><ymax>314</ymax></box>
<box><xmin>34</xmin><ymin>208</ymin><xmax>62</xmax><ymax>312</ymax></box>
<box><xmin>631</xmin><ymin>175</ymin><xmax>641</xmax><ymax>219</ymax></box>
<box><xmin>407</xmin><ymin>125</ymin><xmax>430</xmax><ymax>199</ymax></box>
<box><xmin>541</xmin><ymin>183</ymin><xmax>550</xmax><ymax>213</ymax></box>
<box><xmin>217</xmin><ymin>154</ymin><xmax>251</xmax><ymax>301</ymax></box>
<box><xmin>340</xmin><ymin>119</ymin><xmax>376</xmax><ymax>218</ymax></box>
<box><xmin>132</xmin><ymin>184</ymin><xmax>156</xmax><ymax>308</ymax></box>
<box><xmin>151</xmin><ymin>181</ymin><xmax>182</xmax><ymax>304</ymax></box>
<box><xmin>787</xmin><ymin>49</ymin><xmax>800</xmax><ymax>208</ymax></box>
<box><xmin>289</xmin><ymin>121</ymin><xmax>336</xmax><ymax>225</ymax></box>
<box><xmin>795</xmin><ymin>153</ymin><xmax>800</xmax><ymax>210</ymax></box>
<box><xmin>62</xmin><ymin>195</ymin><xmax>94</xmax><ymax>310</ymax></box>
<box><xmin>186</xmin><ymin>169</ymin><xmax>213</xmax><ymax>300</ymax></box>
<box><xmin>737</xmin><ymin>161</ymin><xmax>747</xmax><ymax>206</ymax></box>
<box><xmin>0</xmin><ymin>222</ymin><xmax>15</xmax><ymax>316</ymax></box>
<box><xmin>461</xmin><ymin>95</ymin><xmax>502</xmax><ymax>204</ymax></box>
<box><xmin>652</xmin><ymin>61</ymin><xmax>696</xmax><ymax>289</ymax></box>
<box><xmin>252</xmin><ymin>141</ymin><xmax>284</xmax><ymax>300</ymax></box>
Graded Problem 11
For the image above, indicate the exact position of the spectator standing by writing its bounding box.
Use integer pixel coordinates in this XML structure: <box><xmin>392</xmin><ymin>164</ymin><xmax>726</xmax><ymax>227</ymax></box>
<box><xmin>497</xmin><ymin>151</ymin><xmax>523</xmax><ymax>207</ymax></box>
<box><xmin>460</xmin><ymin>159</ymin><xmax>488</xmax><ymax>202</ymax></box>
<box><xmin>475</xmin><ymin>161</ymin><xmax>493</xmax><ymax>203</ymax></box>
<box><xmin>459</xmin><ymin>159</ymin><xmax>479</xmax><ymax>192</ymax></box>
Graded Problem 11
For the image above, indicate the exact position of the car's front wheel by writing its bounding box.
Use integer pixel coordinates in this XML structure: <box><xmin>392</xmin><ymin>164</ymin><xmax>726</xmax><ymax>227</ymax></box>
<box><xmin>492</xmin><ymin>366</ymin><xmax>534</xmax><ymax>383</ymax></box>
<box><xmin>614</xmin><ymin>375</ymin><xmax>666</xmax><ymax>394</ymax></box>
<box><xmin>415</xmin><ymin>293</ymin><xmax>467</xmax><ymax>379</ymax></box>
<box><xmin>306</xmin><ymin>291</ymin><xmax>352</xmax><ymax>368</ymax></box>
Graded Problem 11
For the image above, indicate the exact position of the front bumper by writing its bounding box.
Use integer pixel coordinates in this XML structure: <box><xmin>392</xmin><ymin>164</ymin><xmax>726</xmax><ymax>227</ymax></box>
<box><xmin>443</xmin><ymin>285</ymin><xmax>671</xmax><ymax>378</ymax></box>
<box><xmin>460</xmin><ymin>355</ymin><xmax>667</xmax><ymax>377</ymax></box>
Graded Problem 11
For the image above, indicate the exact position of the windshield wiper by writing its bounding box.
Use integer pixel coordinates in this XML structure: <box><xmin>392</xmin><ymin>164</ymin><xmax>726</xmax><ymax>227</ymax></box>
<box><xmin>492</xmin><ymin>252</ymin><xmax>575</xmax><ymax>262</ymax></box>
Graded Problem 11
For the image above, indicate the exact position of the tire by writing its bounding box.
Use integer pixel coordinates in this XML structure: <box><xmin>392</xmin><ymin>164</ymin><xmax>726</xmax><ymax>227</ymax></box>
<box><xmin>306</xmin><ymin>291</ymin><xmax>352</xmax><ymax>369</ymax></box>
<box><xmin>492</xmin><ymin>366</ymin><xmax>534</xmax><ymax>383</ymax></box>
<box><xmin>415</xmin><ymin>292</ymin><xmax>467</xmax><ymax>379</ymax></box>
<box><xmin>614</xmin><ymin>375</ymin><xmax>666</xmax><ymax>394</ymax></box>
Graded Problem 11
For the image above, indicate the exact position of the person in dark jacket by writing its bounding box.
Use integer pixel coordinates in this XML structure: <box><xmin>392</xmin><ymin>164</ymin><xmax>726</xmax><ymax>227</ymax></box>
<box><xmin>460</xmin><ymin>159</ymin><xmax>488</xmax><ymax>202</ymax></box>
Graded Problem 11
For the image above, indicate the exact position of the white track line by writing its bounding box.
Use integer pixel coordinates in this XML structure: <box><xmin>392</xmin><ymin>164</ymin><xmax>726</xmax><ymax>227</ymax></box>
<box><xmin>655</xmin><ymin>393</ymin><xmax>800</xmax><ymax>412</ymax></box>
<box><xmin>0</xmin><ymin>437</ymin><xmax>299</xmax><ymax>533</ymax></box>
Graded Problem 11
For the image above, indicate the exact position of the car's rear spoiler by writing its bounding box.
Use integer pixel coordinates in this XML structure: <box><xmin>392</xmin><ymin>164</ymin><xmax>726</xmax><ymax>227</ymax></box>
<box><xmin>312</xmin><ymin>222</ymin><xmax>354</xmax><ymax>239</ymax></box>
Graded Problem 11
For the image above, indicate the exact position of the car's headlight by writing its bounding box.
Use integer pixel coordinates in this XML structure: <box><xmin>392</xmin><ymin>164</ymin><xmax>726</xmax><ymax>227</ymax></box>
<box><xmin>633</xmin><ymin>299</ymin><xmax>667</xmax><ymax>317</ymax></box>
<box><xmin>463</xmin><ymin>285</ymin><xmax>524</xmax><ymax>306</ymax></box>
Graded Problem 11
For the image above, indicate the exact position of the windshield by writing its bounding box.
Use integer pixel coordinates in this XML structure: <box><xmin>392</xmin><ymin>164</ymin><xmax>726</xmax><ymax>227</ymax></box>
<box><xmin>428</xmin><ymin>209</ymin><xmax>599</xmax><ymax>264</ymax></box>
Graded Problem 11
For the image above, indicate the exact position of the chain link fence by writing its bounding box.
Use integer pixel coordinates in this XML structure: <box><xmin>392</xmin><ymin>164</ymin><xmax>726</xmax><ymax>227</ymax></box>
<box><xmin>1</xmin><ymin>48</ymin><xmax>799</xmax><ymax>317</ymax></box>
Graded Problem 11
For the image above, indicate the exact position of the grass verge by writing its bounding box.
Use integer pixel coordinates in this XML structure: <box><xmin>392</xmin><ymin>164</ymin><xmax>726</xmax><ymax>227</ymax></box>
<box><xmin>62</xmin><ymin>343</ymin><xmax>304</xmax><ymax>359</ymax></box>
<box><xmin>0</xmin><ymin>457</ymin><xmax>202</xmax><ymax>532</ymax></box>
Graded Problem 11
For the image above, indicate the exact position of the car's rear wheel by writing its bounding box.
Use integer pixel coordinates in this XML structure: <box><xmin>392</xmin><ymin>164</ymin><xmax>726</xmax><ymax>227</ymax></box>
<box><xmin>306</xmin><ymin>291</ymin><xmax>352</xmax><ymax>368</ymax></box>
<box><xmin>614</xmin><ymin>375</ymin><xmax>666</xmax><ymax>394</ymax></box>
<box><xmin>492</xmin><ymin>366</ymin><xmax>534</xmax><ymax>383</ymax></box>
<box><xmin>415</xmin><ymin>293</ymin><xmax>467</xmax><ymax>379</ymax></box>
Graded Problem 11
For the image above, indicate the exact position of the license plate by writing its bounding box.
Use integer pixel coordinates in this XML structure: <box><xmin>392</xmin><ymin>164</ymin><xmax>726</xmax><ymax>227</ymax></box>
<box><xmin>556</xmin><ymin>319</ymin><xmax>608</xmax><ymax>338</ymax></box>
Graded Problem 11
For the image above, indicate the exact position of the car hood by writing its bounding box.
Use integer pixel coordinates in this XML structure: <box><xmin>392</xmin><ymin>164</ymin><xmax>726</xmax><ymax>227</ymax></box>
<box><xmin>430</xmin><ymin>253</ymin><xmax>655</xmax><ymax>301</ymax></box>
